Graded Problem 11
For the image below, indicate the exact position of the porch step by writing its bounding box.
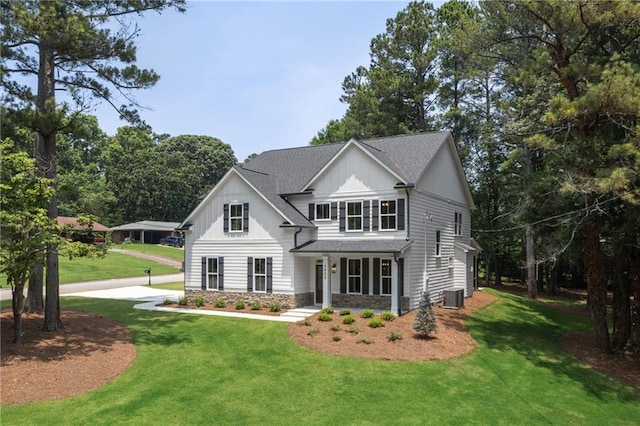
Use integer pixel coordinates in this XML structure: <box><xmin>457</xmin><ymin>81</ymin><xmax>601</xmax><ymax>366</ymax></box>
<box><xmin>280</xmin><ymin>307</ymin><xmax>320</xmax><ymax>319</ymax></box>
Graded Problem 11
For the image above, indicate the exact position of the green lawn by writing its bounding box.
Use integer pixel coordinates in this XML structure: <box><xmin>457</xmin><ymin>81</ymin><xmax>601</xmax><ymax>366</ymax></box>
<box><xmin>2</xmin><ymin>289</ymin><xmax>638</xmax><ymax>424</ymax></box>
<box><xmin>113</xmin><ymin>242</ymin><xmax>185</xmax><ymax>262</ymax></box>
<box><xmin>150</xmin><ymin>281</ymin><xmax>183</xmax><ymax>291</ymax></box>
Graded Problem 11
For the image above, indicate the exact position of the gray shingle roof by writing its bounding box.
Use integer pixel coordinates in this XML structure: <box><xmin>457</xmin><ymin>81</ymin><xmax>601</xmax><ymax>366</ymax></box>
<box><xmin>110</xmin><ymin>221</ymin><xmax>180</xmax><ymax>231</ymax></box>
<box><xmin>290</xmin><ymin>239</ymin><xmax>413</xmax><ymax>253</ymax></box>
<box><xmin>229</xmin><ymin>132</ymin><xmax>452</xmax><ymax>227</ymax></box>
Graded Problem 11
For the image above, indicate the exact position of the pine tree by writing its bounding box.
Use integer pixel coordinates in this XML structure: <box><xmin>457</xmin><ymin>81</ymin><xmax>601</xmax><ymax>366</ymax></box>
<box><xmin>413</xmin><ymin>292</ymin><xmax>438</xmax><ymax>337</ymax></box>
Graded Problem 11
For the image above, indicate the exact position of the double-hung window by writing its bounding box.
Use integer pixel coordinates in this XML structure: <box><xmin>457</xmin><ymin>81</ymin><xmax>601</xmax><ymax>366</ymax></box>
<box><xmin>380</xmin><ymin>200</ymin><xmax>397</xmax><ymax>230</ymax></box>
<box><xmin>381</xmin><ymin>259</ymin><xmax>392</xmax><ymax>295</ymax></box>
<box><xmin>230</xmin><ymin>203</ymin><xmax>243</xmax><ymax>232</ymax></box>
<box><xmin>254</xmin><ymin>258</ymin><xmax>267</xmax><ymax>292</ymax></box>
<box><xmin>347</xmin><ymin>201</ymin><xmax>362</xmax><ymax>231</ymax></box>
<box><xmin>348</xmin><ymin>259</ymin><xmax>361</xmax><ymax>293</ymax></box>
<box><xmin>435</xmin><ymin>230</ymin><xmax>442</xmax><ymax>256</ymax></box>
<box><xmin>316</xmin><ymin>203</ymin><xmax>330</xmax><ymax>221</ymax></box>
<box><xmin>454</xmin><ymin>212</ymin><xmax>463</xmax><ymax>236</ymax></box>
<box><xmin>207</xmin><ymin>257</ymin><xmax>219</xmax><ymax>289</ymax></box>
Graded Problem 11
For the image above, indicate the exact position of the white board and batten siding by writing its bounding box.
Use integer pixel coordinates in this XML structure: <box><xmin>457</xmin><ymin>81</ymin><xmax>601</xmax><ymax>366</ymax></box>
<box><xmin>290</xmin><ymin>144</ymin><xmax>408</xmax><ymax>241</ymax></box>
<box><xmin>184</xmin><ymin>172</ymin><xmax>296</xmax><ymax>293</ymax></box>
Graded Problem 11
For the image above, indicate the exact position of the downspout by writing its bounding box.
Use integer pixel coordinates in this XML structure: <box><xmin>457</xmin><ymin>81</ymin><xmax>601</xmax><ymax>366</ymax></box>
<box><xmin>393</xmin><ymin>252</ymin><xmax>402</xmax><ymax>316</ymax></box>
<box><xmin>293</xmin><ymin>227</ymin><xmax>302</xmax><ymax>249</ymax></box>
<box><xmin>405</xmin><ymin>187</ymin><xmax>410</xmax><ymax>241</ymax></box>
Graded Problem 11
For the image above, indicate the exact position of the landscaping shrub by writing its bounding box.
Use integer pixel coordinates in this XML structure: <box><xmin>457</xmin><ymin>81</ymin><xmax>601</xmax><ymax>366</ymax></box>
<box><xmin>332</xmin><ymin>334</ymin><xmax>342</xmax><ymax>342</ymax></box>
<box><xmin>178</xmin><ymin>296</ymin><xmax>188</xmax><ymax>306</ymax></box>
<box><xmin>347</xmin><ymin>326</ymin><xmax>360</xmax><ymax>334</ymax></box>
<box><xmin>250</xmin><ymin>300</ymin><xmax>262</xmax><ymax>310</ymax></box>
<box><xmin>299</xmin><ymin>318</ymin><xmax>312</xmax><ymax>326</ymax></box>
<box><xmin>357</xmin><ymin>337</ymin><xmax>374</xmax><ymax>344</ymax></box>
<box><xmin>269</xmin><ymin>300</ymin><xmax>282</xmax><ymax>312</ymax></box>
<box><xmin>387</xmin><ymin>332</ymin><xmax>403</xmax><ymax>342</ymax></box>
<box><xmin>321</xmin><ymin>306</ymin><xmax>334</xmax><ymax>314</ymax></box>
<box><xmin>214</xmin><ymin>297</ymin><xmax>226</xmax><ymax>308</ymax></box>
<box><xmin>307</xmin><ymin>327</ymin><xmax>319</xmax><ymax>337</ymax></box>
<box><xmin>318</xmin><ymin>312</ymin><xmax>333</xmax><ymax>322</ymax></box>
<box><xmin>380</xmin><ymin>311</ymin><xmax>395</xmax><ymax>321</ymax></box>
<box><xmin>194</xmin><ymin>295</ymin><xmax>205</xmax><ymax>307</ymax></box>
<box><xmin>161</xmin><ymin>298</ymin><xmax>172</xmax><ymax>305</ymax></box>
<box><xmin>339</xmin><ymin>309</ymin><xmax>351</xmax><ymax>316</ymax></box>
<box><xmin>342</xmin><ymin>315</ymin><xmax>356</xmax><ymax>325</ymax></box>
<box><xmin>360</xmin><ymin>308</ymin><xmax>375</xmax><ymax>318</ymax></box>
<box><xmin>368</xmin><ymin>318</ymin><xmax>385</xmax><ymax>328</ymax></box>
<box><xmin>413</xmin><ymin>291</ymin><xmax>438</xmax><ymax>337</ymax></box>
<box><xmin>330</xmin><ymin>324</ymin><xmax>341</xmax><ymax>332</ymax></box>
<box><xmin>235</xmin><ymin>299</ymin><xmax>245</xmax><ymax>310</ymax></box>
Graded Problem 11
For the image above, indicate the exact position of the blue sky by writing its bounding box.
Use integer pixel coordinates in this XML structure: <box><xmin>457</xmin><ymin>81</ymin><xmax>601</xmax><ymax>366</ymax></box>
<box><xmin>94</xmin><ymin>1</ymin><xmax>415</xmax><ymax>162</ymax></box>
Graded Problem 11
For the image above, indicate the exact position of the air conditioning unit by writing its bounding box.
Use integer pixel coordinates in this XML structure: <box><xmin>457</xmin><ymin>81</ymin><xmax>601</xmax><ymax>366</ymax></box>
<box><xmin>443</xmin><ymin>289</ymin><xmax>464</xmax><ymax>309</ymax></box>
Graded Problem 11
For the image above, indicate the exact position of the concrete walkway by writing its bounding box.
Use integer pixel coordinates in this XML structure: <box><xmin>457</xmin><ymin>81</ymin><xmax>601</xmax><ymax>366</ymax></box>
<box><xmin>67</xmin><ymin>285</ymin><xmax>320</xmax><ymax>323</ymax></box>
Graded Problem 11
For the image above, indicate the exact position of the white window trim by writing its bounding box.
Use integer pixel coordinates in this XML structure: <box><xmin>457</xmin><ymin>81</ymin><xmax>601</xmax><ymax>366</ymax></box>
<box><xmin>254</xmin><ymin>257</ymin><xmax>267</xmax><ymax>292</ymax></box>
<box><xmin>381</xmin><ymin>259</ymin><xmax>392</xmax><ymax>296</ymax></box>
<box><xmin>435</xmin><ymin>230</ymin><xmax>442</xmax><ymax>257</ymax></box>
<box><xmin>207</xmin><ymin>257</ymin><xmax>218</xmax><ymax>290</ymax></box>
<box><xmin>347</xmin><ymin>259</ymin><xmax>362</xmax><ymax>294</ymax></box>
<box><xmin>379</xmin><ymin>200</ymin><xmax>397</xmax><ymax>231</ymax></box>
<box><xmin>229</xmin><ymin>203</ymin><xmax>243</xmax><ymax>233</ymax></box>
<box><xmin>346</xmin><ymin>201</ymin><xmax>363</xmax><ymax>232</ymax></box>
<box><xmin>315</xmin><ymin>202</ymin><xmax>331</xmax><ymax>221</ymax></box>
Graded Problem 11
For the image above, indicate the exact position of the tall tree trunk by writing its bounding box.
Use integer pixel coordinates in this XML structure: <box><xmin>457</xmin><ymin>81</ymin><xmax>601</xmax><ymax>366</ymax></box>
<box><xmin>11</xmin><ymin>281</ymin><xmax>25</xmax><ymax>343</ymax></box>
<box><xmin>24</xmin><ymin>260</ymin><xmax>44</xmax><ymax>313</ymax></box>
<box><xmin>585</xmin><ymin>221</ymin><xmax>610</xmax><ymax>353</ymax></box>
<box><xmin>37</xmin><ymin>33</ymin><xmax>63</xmax><ymax>332</ymax></box>
<box><xmin>611</xmin><ymin>251</ymin><xmax>631</xmax><ymax>351</ymax></box>
<box><xmin>525</xmin><ymin>224</ymin><xmax>537</xmax><ymax>299</ymax></box>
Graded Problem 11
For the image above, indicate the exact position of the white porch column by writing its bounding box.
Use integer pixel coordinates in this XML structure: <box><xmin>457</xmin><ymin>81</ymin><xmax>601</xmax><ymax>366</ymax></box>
<box><xmin>322</xmin><ymin>255</ymin><xmax>331</xmax><ymax>308</ymax></box>
<box><xmin>391</xmin><ymin>262</ymin><xmax>399</xmax><ymax>315</ymax></box>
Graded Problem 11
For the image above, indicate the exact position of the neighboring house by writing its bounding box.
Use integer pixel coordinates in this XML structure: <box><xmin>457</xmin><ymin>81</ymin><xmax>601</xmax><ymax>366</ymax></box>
<box><xmin>179</xmin><ymin>132</ymin><xmax>478</xmax><ymax>315</ymax></box>
<box><xmin>58</xmin><ymin>216</ymin><xmax>109</xmax><ymax>243</ymax></box>
<box><xmin>110</xmin><ymin>221</ymin><xmax>181</xmax><ymax>244</ymax></box>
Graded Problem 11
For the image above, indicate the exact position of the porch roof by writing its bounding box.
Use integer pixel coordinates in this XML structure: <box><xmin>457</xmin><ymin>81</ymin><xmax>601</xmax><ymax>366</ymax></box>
<box><xmin>291</xmin><ymin>239</ymin><xmax>413</xmax><ymax>254</ymax></box>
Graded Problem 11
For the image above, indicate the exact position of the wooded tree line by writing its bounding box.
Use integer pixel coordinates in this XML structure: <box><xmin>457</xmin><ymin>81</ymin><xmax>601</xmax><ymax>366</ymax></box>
<box><xmin>1</xmin><ymin>0</ymin><xmax>638</xmax><ymax>355</ymax></box>
<box><xmin>311</xmin><ymin>0</ymin><xmax>639</xmax><ymax>354</ymax></box>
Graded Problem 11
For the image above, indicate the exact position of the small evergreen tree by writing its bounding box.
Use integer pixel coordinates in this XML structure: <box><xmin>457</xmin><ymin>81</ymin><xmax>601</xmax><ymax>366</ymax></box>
<box><xmin>413</xmin><ymin>292</ymin><xmax>438</xmax><ymax>337</ymax></box>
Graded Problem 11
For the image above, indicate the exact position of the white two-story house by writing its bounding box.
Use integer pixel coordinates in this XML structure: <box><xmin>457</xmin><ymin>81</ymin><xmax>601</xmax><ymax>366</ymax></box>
<box><xmin>179</xmin><ymin>132</ymin><xmax>478</xmax><ymax>315</ymax></box>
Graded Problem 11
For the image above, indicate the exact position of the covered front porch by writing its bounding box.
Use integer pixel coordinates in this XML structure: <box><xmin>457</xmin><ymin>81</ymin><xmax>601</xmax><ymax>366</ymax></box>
<box><xmin>291</xmin><ymin>239</ymin><xmax>412</xmax><ymax>315</ymax></box>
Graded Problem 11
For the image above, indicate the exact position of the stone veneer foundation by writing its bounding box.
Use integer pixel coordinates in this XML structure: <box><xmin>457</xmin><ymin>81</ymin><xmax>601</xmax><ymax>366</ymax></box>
<box><xmin>331</xmin><ymin>294</ymin><xmax>411</xmax><ymax>312</ymax></box>
<box><xmin>186</xmin><ymin>290</ymin><xmax>313</xmax><ymax>309</ymax></box>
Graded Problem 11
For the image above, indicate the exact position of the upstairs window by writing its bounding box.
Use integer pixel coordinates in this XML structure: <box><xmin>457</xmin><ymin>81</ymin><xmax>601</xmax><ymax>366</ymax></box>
<box><xmin>380</xmin><ymin>200</ymin><xmax>397</xmax><ymax>230</ymax></box>
<box><xmin>454</xmin><ymin>212</ymin><xmax>463</xmax><ymax>236</ymax></box>
<box><xmin>346</xmin><ymin>201</ymin><xmax>362</xmax><ymax>231</ymax></box>
<box><xmin>316</xmin><ymin>203</ymin><xmax>330</xmax><ymax>221</ymax></box>
<box><xmin>230</xmin><ymin>204</ymin><xmax>243</xmax><ymax>232</ymax></box>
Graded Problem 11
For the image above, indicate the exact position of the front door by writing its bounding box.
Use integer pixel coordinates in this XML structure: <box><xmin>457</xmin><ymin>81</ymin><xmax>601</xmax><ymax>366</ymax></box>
<box><xmin>315</xmin><ymin>264</ymin><xmax>323</xmax><ymax>304</ymax></box>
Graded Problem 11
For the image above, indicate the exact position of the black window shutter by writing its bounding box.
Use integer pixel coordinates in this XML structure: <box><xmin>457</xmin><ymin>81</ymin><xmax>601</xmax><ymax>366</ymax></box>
<box><xmin>372</xmin><ymin>201</ymin><xmax>379</xmax><ymax>231</ymax></box>
<box><xmin>398</xmin><ymin>258</ymin><xmax>405</xmax><ymax>298</ymax></box>
<box><xmin>218</xmin><ymin>257</ymin><xmax>224</xmax><ymax>290</ymax></box>
<box><xmin>362</xmin><ymin>258</ymin><xmax>369</xmax><ymax>294</ymax></box>
<box><xmin>308</xmin><ymin>203</ymin><xmax>315</xmax><ymax>220</ymax></box>
<box><xmin>340</xmin><ymin>257</ymin><xmax>347</xmax><ymax>293</ymax></box>
<box><xmin>247</xmin><ymin>257</ymin><xmax>253</xmax><ymax>292</ymax></box>
<box><xmin>373</xmin><ymin>258</ymin><xmax>380</xmax><ymax>295</ymax></box>
<box><xmin>331</xmin><ymin>202</ymin><xmax>337</xmax><ymax>220</ymax></box>
<box><xmin>398</xmin><ymin>198</ymin><xmax>405</xmax><ymax>231</ymax></box>
<box><xmin>201</xmin><ymin>257</ymin><xmax>207</xmax><ymax>290</ymax></box>
<box><xmin>243</xmin><ymin>202</ymin><xmax>249</xmax><ymax>232</ymax></box>
<box><xmin>339</xmin><ymin>202</ymin><xmax>346</xmax><ymax>231</ymax></box>
<box><xmin>363</xmin><ymin>201</ymin><xmax>370</xmax><ymax>231</ymax></box>
<box><xmin>266</xmin><ymin>257</ymin><xmax>273</xmax><ymax>293</ymax></box>
<box><xmin>223</xmin><ymin>204</ymin><xmax>229</xmax><ymax>232</ymax></box>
